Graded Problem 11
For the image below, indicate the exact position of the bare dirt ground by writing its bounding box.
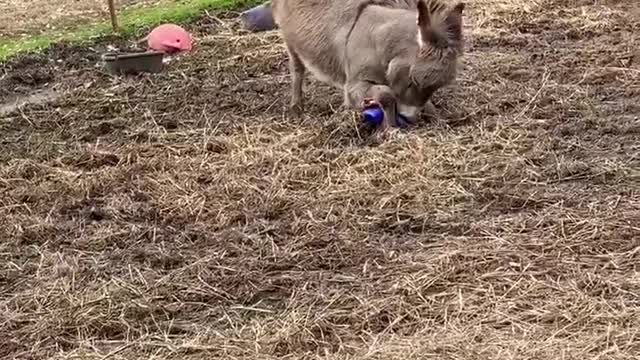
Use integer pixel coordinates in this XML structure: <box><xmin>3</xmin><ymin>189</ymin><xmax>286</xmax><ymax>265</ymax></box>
<box><xmin>0</xmin><ymin>0</ymin><xmax>161</xmax><ymax>37</ymax></box>
<box><xmin>1</xmin><ymin>0</ymin><xmax>640</xmax><ymax>359</ymax></box>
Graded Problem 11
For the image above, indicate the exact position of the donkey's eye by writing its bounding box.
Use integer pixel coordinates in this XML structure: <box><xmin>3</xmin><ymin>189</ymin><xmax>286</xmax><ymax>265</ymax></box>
<box><xmin>422</xmin><ymin>84</ymin><xmax>438</xmax><ymax>99</ymax></box>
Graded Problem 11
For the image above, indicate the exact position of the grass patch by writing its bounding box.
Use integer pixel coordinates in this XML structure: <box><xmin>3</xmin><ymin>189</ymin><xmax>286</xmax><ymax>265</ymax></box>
<box><xmin>0</xmin><ymin>0</ymin><xmax>262</xmax><ymax>62</ymax></box>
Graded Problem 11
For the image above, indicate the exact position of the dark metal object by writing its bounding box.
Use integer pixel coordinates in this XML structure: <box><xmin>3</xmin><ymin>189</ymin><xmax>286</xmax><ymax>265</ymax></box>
<box><xmin>240</xmin><ymin>2</ymin><xmax>277</xmax><ymax>32</ymax></box>
<box><xmin>102</xmin><ymin>51</ymin><xmax>165</xmax><ymax>75</ymax></box>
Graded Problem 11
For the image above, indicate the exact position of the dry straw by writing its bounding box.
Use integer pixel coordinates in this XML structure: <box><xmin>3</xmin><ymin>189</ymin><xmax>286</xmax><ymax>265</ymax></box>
<box><xmin>1</xmin><ymin>1</ymin><xmax>639</xmax><ymax>359</ymax></box>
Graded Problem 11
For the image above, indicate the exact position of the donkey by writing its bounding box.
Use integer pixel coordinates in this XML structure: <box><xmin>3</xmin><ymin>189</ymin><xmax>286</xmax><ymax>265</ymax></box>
<box><xmin>270</xmin><ymin>0</ymin><xmax>465</xmax><ymax>133</ymax></box>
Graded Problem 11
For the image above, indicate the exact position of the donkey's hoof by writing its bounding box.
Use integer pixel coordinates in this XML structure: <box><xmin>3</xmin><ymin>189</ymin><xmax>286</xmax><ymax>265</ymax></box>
<box><xmin>288</xmin><ymin>103</ymin><xmax>304</xmax><ymax>118</ymax></box>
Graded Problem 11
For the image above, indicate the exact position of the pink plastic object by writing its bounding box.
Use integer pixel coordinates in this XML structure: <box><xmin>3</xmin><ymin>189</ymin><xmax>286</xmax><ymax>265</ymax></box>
<box><xmin>147</xmin><ymin>24</ymin><xmax>192</xmax><ymax>53</ymax></box>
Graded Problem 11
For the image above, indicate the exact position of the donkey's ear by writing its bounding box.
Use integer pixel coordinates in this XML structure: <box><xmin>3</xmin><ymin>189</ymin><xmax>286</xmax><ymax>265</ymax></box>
<box><xmin>445</xmin><ymin>2</ymin><xmax>465</xmax><ymax>41</ymax></box>
<box><xmin>416</xmin><ymin>0</ymin><xmax>436</xmax><ymax>47</ymax></box>
<box><xmin>416</xmin><ymin>0</ymin><xmax>431</xmax><ymax>28</ymax></box>
<box><xmin>417</xmin><ymin>0</ymin><xmax>451</xmax><ymax>48</ymax></box>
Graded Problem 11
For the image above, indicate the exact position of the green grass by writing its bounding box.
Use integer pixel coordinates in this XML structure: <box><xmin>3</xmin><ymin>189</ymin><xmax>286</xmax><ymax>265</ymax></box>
<box><xmin>0</xmin><ymin>0</ymin><xmax>262</xmax><ymax>62</ymax></box>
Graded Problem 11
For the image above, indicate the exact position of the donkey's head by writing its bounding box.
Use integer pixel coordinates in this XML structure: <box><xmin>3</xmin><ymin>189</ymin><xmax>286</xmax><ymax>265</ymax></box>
<box><xmin>387</xmin><ymin>0</ymin><xmax>465</xmax><ymax>118</ymax></box>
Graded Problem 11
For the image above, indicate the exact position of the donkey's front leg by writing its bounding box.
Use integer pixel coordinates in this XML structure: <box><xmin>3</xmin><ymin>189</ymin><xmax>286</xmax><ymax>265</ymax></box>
<box><xmin>286</xmin><ymin>45</ymin><xmax>306</xmax><ymax>117</ymax></box>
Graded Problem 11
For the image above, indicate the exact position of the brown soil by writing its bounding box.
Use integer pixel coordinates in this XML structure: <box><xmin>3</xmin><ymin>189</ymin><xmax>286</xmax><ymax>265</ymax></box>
<box><xmin>0</xmin><ymin>0</ymin><xmax>162</xmax><ymax>37</ymax></box>
<box><xmin>1</xmin><ymin>1</ymin><xmax>640</xmax><ymax>359</ymax></box>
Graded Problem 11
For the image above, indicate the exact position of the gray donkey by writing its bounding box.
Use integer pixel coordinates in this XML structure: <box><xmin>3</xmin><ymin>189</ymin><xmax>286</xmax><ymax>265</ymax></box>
<box><xmin>269</xmin><ymin>0</ymin><xmax>465</xmax><ymax>133</ymax></box>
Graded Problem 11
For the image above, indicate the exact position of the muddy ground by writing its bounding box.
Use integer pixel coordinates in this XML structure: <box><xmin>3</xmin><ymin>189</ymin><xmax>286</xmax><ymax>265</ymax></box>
<box><xmin>1</xmin><ymin>0</ymin><xmax>640</xmax><ymax>359</ymax></box>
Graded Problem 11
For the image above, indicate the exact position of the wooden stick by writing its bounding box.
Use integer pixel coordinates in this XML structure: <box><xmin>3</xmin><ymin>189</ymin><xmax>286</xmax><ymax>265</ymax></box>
<box><xmin>107</xmin><ymin>0</ymin><xmax>118</xmax><ymax>33</ymax></box>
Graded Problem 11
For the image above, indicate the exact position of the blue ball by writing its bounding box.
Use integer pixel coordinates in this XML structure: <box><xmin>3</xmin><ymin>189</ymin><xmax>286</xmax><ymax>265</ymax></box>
<box><xmin>362</xmin><ymin>107</ymin><xmax>384</xmax><ymax>126</ymax></box>
<box><xmin>362</xmin><ymin>107</ymin><xmax>409</xmax><ymax>127</ymax></box>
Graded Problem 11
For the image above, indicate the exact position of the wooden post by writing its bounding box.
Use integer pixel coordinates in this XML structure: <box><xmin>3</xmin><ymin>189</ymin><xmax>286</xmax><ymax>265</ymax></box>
<box><xmin>107</xmin><ymin>0</ymin><xmax>118</xmax><ymax>33</ymax></box>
